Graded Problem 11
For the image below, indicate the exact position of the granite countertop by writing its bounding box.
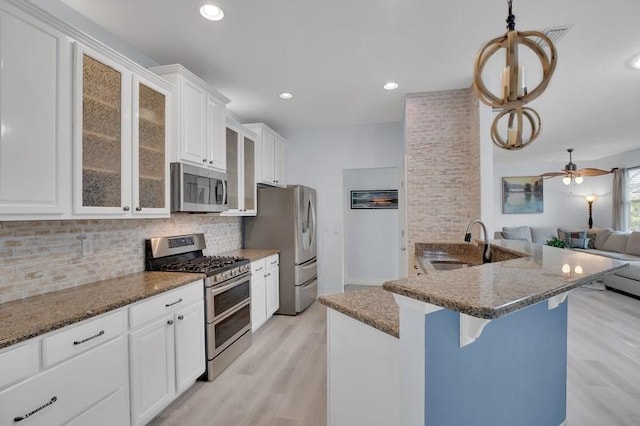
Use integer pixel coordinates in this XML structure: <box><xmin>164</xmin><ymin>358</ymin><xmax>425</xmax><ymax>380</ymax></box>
<box><xmin>0</xmin><ymin>271</ymin><xmax>205</xmax><ymax>349</ymax></box>
<box><xmin>217</xmin><ymin>248</ymin><xmax>279</xmax><ymax>262</ymax></box>
<box><xmin>319</xmin><ymin>240</ymin><xmax>628</xmax><ymax>336</ymax></box>
<box><xmin>319</xmin><ymin>287</ymin><xmax>399</xmax><ymax>338</ymax></box>
<box><xmin>384</xmin><ymin>239</ymin><xmax>629</xmax><ymax>319</ymax></box>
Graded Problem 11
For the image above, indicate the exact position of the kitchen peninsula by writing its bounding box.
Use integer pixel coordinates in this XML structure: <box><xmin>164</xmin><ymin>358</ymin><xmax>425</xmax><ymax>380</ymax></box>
<box><xmin>320</xmin><ymin>240</ymin><xmax>629</xmax><ymax>426</ymax></box>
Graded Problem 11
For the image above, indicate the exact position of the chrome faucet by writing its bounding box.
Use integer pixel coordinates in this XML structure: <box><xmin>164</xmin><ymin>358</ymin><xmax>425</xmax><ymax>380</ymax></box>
<box><xmin>464</xmin><ymin>219</ymin><xmax>491</xmax><ymax>264</ymax></box>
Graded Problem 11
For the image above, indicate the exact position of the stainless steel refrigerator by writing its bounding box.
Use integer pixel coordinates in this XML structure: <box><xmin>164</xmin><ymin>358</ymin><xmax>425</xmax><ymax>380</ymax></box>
<box><xmin>244</xmin><ymin>185</ymin><xmax>317</xmax><ymax>315</ymax></box>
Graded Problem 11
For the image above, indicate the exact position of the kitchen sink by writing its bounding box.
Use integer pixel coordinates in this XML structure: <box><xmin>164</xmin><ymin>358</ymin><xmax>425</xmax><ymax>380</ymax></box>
<box><xmin>429</xmin><ymin>260</ymin><xmax>472</xmax><ymax>270</ymax></box>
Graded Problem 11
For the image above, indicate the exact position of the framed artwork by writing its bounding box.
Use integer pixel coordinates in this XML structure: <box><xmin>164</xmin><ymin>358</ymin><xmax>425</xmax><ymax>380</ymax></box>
<box><xmin>350</xmin><ymin>190</ymin><xmax>398</xmax><ymax>209</ymax></box>
<box><xmin>502</xmin><ymin>176</ymin><xmax>544</xmax><ymax>214</ymax></box>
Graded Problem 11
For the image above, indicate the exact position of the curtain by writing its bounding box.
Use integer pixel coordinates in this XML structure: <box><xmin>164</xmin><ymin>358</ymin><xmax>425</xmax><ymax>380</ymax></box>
<box><xmin>612</xmin><ymin>168</ymin><xmax>629</xmax><ymax>231</ymax></box>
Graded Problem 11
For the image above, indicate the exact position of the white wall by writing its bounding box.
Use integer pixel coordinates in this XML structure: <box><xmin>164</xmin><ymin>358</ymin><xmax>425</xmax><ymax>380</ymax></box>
<box><xmin>283</xmin><ymin>122</ymin><xmax>404</xmax><ymax>296</ymax></box>
<box><xmin>344</xmin><ymin>167</ymin><xmax>400</xmax><ymax>286</ymax></box>
<box><xmin>492</xmin><ymin>147</ymin><xmax>640</xmax><ymax>234</ymax></box>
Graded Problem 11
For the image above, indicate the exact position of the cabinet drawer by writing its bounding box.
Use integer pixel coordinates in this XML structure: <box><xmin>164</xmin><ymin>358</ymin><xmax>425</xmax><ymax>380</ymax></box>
<box><xmin>42</xmin><ymin>309</ymin><xmax>126</xmax><ymax>368</ymax></box>
<box><xmin>0</xmin><ymin>336</ymin><xmax>127</xmax><ymax>426</ymax></box>
<box><xmin>66</xmin><ymin>387</ymin><xmax>129</xmax><ymax>426</ymax></box>
<box><xmin>129</xmin><ymin>280</ymin><xmax>203</xmax><ymax>329</ymax></box>
<box><xmin>266</xmin><ymin>254</ymin><xmax>279</xmax><ymax>268</ymax></box>
<box><xmin>251</xmin><ymin>259</ymin><xmax>266</xmax><ymax>275</ymax></box>
<box><xmin>0</xmin><ymin>340</ymin><xmax>39</xmax><ymax>390</ymax></box>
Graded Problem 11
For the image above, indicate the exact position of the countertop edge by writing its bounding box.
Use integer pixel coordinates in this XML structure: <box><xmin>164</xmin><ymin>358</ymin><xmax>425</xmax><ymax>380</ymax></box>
<box><xmin>383</xmin><ymin>263</ymin><xmax>629</xmax><ymax>319</ymax></box>
<box><xmin>0</xmin><ymin>272</ymin><xmax>206</xmax><ymax>349</ymax></box>
<box><xmin>216</xmin><ymin>248</ymin><xmax>280</xmax><ymax>262</ymax></box>
<box><xmin>319</xmin><ymin>293</ymin><xmax>399</xmax><ymax>338</ymax></box>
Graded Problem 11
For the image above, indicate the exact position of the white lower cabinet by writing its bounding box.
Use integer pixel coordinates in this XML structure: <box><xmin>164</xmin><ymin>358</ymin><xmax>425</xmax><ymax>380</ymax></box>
<box><xmin>66</xmin><ymin>387</ymin><xmax>129</xmax><ymax>426</ymax></box>
<box><xmin>175</xmin><ymin>301</ymin><xmax>206</xmax><ymax>394</ymax></box>
<box><xmin>129</xmin><ymin>281</ymin><xmax>205</xmax><ymax>426</ymax></box>
<box><xmin>129</xmin><ymin>314</ymin><xmax>175</xmax><ymax>425</ymax></box>
<box><xmin>250</xmin><ymin>259</ymin><xmax>267</xmax><ymax>332</ymax></box>
<box><xmin>0</xmin><ymin>336</ymin><xmax>128</xmax><ymax>426</ymax></box>
<box><xmin>0</xmin><ymin>279</ymin><xmax>206</xmax><ymax>426</ymax></box>
<box><xmin>265</xmin><ymin>255</ymin><xmax>280</xmax><ymax>317</ymax></box>
<box><xmin>250</xmin><ymin>254</ymin><xmax>280</xmax><ymax>332</ymax></box>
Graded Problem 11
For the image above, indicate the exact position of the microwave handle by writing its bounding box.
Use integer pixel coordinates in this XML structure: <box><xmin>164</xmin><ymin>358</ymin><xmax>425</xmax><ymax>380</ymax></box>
<box><xmin>222</xmin><ymin>179</ymin><xmax>227</xmax><ymax>206</ymax></box>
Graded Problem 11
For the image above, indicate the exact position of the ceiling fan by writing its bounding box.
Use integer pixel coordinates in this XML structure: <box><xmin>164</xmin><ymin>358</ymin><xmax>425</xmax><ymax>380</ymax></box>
<box><xmin>540</xmin><ymin>148</ymin><xmax>612</xmax><ymax>185</ymax></box>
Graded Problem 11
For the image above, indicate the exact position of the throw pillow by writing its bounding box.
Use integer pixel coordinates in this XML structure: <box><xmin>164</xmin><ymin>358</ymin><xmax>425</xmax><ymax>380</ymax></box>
<box><xmin>586</xmin><ymin>232</ymin><xmax>596</xmax><ymax>249</ymax></box>
<box><xmin>626</xmin><ymin>231</ymin><xmax>640</xmax><ymax>256</ymax></box>
<box><xmin>502</xmin><ymin>226</ymin><xmax>532</xmax><ymax>243</ymax></box>
<box><xmin>590</xmin><ymin>227</ymin><xmax>614</xmax><ymax>249</ymax></box>
<box><xmin>557</xmin><ymin>228</ymin><xmax>590</xmax><ymax>249</ymax></box>
<box><xmin>601</xmin><ymin>231</ymin><xmax>630</xmax><ymax>253</ymax></box>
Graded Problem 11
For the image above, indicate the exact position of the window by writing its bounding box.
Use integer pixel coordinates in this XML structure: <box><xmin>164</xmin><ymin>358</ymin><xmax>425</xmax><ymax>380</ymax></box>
<box><xmin>630</xmin><ymin>167</ymin><xmax>640</xmax><ymax>231</ymax></box>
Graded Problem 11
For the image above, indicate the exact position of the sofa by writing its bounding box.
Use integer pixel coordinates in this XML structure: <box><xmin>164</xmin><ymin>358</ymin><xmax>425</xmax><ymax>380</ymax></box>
<box><xmin>494</xmin><ymin>225</ymin><xmax>640</xmax><ymax>297</ymax></box>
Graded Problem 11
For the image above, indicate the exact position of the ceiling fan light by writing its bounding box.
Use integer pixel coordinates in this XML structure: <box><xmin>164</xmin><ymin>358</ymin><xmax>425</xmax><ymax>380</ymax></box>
<box><xmin>562</xmin><ymin>176</ymin><xmax>571</xmax><ymax>185</ymax></box>
<box><xmin>574</xmin><ymin>176</ymin><xmax>584</xmax><ymax>184</ymax></box>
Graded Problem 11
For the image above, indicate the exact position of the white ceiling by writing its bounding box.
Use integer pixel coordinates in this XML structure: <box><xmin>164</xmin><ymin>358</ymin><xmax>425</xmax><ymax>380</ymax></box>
<box><xmin>60</xmin><ymin>0</ymin><xmax>640</xmax><ymax>163</ymax></box>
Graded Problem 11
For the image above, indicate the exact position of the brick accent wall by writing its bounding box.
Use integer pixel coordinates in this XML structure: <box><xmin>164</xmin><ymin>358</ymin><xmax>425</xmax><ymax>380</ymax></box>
<box><xmin>0</xmin><ymin>215</ymin><xmax>241</xmax><ymax>303</ymax></box>
<box><xmin>405</xmin><ymin>88</ymin><xmax>481</xmax><ymax>270</ymax></box>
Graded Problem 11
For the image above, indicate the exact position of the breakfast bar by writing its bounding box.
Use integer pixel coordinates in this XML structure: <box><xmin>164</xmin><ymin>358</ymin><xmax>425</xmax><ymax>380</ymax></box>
<box><xmin>320</xmin><ymin>240</ymin><xmax>629</xmax><ymax>426</ymax></box>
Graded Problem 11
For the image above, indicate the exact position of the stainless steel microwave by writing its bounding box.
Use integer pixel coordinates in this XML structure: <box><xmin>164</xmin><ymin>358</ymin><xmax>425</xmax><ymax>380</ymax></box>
<box><xmin>170</xmin><ymin>162</ymin><xmax>228</xmax><ymax>213</ymax></box>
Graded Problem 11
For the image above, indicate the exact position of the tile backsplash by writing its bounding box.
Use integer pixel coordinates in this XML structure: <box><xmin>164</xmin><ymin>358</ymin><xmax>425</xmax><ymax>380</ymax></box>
<box><xmin>405</xmin><ymin>88</ymin><xmax>481</xmax><ymax>271</ymax></box>
<box><xmin>0</xmin><ymin>215</ymin><xmax>241</xmax><ymax>303</ymax></box>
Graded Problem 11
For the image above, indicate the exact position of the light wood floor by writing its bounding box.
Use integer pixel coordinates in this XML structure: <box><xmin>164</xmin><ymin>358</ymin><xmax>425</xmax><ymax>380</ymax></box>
<box><xmin>148</xmin><ymin>302</ymin><xmax>327</xmax><ymax>426</ymax></box>
<box><xmin>150</xmin><ymin>289</ymin><xmax>640</xmax><ymax>426</ymax></box>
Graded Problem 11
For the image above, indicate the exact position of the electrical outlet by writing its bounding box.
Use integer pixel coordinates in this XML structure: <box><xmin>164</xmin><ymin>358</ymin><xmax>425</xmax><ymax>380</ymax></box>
<box><xmin>77</xmin><ymin>234</ymin><xmax>94</xmax><ymax>257</ymax></box>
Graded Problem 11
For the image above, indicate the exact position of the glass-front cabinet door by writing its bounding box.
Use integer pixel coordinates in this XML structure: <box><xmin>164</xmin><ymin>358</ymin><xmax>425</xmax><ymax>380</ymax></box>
<box><xmin>243</xmin><ymin>134</ymin><xmax>256</xmax><ymax>213</ymax></box>
<box><xmin>225</xmin><ymin>126</ymin><xmax>240</xmax><ymax>211</ymax></box>
<box><xmin>73</xmin><ymin>44</ymin><xmax>131</xmax><ymax>215</ymax></box>
<box><xmin>133</xmin><ymin>76</ymin><xmax>169</xmax><ymax>215</ymax></box>
<box><xmin>73</xmin><ymin>43</ymin><xmax>169</xmax><ymax>217</ymax></box>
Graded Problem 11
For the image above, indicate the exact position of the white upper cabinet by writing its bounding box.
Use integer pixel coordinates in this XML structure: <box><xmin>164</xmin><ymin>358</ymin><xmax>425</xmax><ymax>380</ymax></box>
<box><xmin>73</xmin><ymin>44</ymin><xmax>171</xmax><ymax>218</ymax></box>
<box><xmin>274</xmin><ymin>134</ymin><xmax>286</xmax><ymax>185</ymax></box>
<box><xmin>150</xmin><ymin>64</ymin><xmax>229</xmax><ymax>173</ymax></box>
<box><xmin>0</xmin><ymin>0</ymin><xmax>174</xmax><ymax>220</ymax></box>
<box><xmin>0</xmin><ymin>1</ymin><xmax>72</xmax><ymax>219</ymax></box>
<box><xmin>179</xmin><ymin>78</ymin><xmax>207</xmax><ymax>165</ymax></box>
<box><xmin>222</xmin><ymin>118</ymin><xmax>257</xmax><ymax>216</ymax></box>
<box><xmin>207</xmin><ymin>95</ymin><xmax>227</xmax><ymax>171</ymax></box>
<box><xmin>244</xmin><ymin>123</ymin><xmax>286</xmax><ymax>187</ymax></box>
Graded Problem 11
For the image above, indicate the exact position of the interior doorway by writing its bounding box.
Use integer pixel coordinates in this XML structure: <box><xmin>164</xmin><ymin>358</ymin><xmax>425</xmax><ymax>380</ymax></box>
<box><xmin>343</xmin><ymin>167</ymin><xmax>403</xmax><ymax>288</ymax></box>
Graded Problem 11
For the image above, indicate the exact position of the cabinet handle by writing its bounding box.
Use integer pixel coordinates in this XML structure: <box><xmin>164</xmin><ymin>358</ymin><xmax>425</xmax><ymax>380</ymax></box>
<box><xmin>123</xmin><ymin>206</ymin><xmax>130</xmax><ymax>211</ymax></box>
<box><xmin>73</xmin><ymin>329</ymin><xmax>105</xmax><ymax>345</ymax></box>
<box><xmin>165</xmin><ymin>298</ymin><xmax>183</xmax><ymax>307</ymax></box>
<box><xmin>167</xmin><ymin>319</ymin><xmax>174</xmax><ymax>325</ymax></box>
<box><xmin>270</xmin><ymin>261</ymin><xmax>278</xmax><ymax>265</ymax></box>
<box><xmin>209</xmin><ymin>160</ymin><xmax>213</xmax><ymax>164</ymax></box>
<box><xmin>202</xmin><ymin>159</ymin><xmax>207</xmax><ymax>163</ymax></box>
<box><xmin>255</xmin><ymin>267</ymin><xmax>263</xmax><ymax>272</ymax></box>
<box><xmin>13</xmin><ymin>396</ymin><xmax>57</xmax><ymax>422</ymax></box>
<box><xmin>264</xmin><ymin>274</ymin><xmax>267</xmax><ymax>278</ymax></box>
<box><xmin>178</xmin><ymin>315</ymin><xmax>184</xmax><ymax>320</ymax></box>
<box><xmin>135</xmin><ymin>207</ymin><xmax>142</xmax><ymax>212</ymax></box>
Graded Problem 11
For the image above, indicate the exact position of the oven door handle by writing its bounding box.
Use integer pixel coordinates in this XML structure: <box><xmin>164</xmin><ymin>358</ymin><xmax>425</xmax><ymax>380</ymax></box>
<box><xmin>210</xmin><ymin>273</ymin><xmax>250</xmax><ymax>295</ymax></box>
<box><xmin>211</xmin><ymin>299</ymin><xmax>251</xmax><ymax>325</ymax></box>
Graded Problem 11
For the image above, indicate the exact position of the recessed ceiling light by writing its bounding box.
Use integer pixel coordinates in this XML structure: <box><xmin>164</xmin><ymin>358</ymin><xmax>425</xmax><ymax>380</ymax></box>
<box><xmin>200</xmin><ymin>4</ymin><xmax>224</xmax><ymax>21</ymax></box>
<box><xmin>383</xmin><ymin>82</ymin><xmax>399</xmax><ymax>90</ymax></box>
<box><xmin>630</xmin><ymin>53</ymin><xmax>640</xmax><ymax>70</ymax></box>
<box><xmin>278</xmin><ymin>92</ymin><xmax>293</xmax><ymax>100</ymax></box>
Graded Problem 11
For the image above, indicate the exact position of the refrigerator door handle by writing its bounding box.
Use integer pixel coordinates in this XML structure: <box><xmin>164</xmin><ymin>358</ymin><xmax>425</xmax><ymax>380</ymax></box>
<box><xmin>307</xmin><ymin>198</ymin><xmax>315</xmax><ymax>250</ymax></box>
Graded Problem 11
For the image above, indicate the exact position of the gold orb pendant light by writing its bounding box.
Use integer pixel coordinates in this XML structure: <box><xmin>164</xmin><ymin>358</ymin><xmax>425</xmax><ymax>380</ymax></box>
<box><xmin>473</xmin><ymin>0</ymin><xmax>558</xmax><ymax>150</ymax></box>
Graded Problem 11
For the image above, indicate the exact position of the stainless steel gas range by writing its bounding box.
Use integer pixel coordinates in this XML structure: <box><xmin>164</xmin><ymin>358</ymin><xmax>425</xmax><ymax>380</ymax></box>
<box><xmin>145</xmin><ymin>233</ymin><xmax>251</xmax><ymax>381</ymax></box>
